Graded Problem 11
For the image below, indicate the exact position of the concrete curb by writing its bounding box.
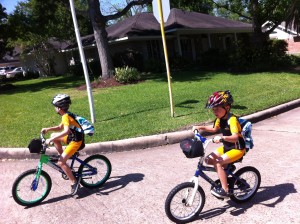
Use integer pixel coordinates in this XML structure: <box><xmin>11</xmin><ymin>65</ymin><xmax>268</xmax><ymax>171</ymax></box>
<box><xmin>1</xmin><ymin>98</ymin><xmax>300</xmax><ymax>159</ymax></box>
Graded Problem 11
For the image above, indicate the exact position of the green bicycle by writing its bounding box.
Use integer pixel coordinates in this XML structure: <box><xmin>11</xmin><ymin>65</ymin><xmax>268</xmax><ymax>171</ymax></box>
<box><xmin>12</xmin><ymin>133</ymin><xmax>112</xmax><ymax>206</ymax></box>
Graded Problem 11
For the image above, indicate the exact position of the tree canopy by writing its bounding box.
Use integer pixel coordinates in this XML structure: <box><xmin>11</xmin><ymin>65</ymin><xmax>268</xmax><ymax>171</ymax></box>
<box><xmin>212</xmin><ymin>0</ymin><xmax>300</xmax><ymax>45</ymax></box>
<box><xmin>3</xmin><ymin>0</ymin><xmax>300</xmax><ymax>76</ymax></box>
<box><xmin>0</xmin><ymin>4</ymin><xmax>9</xmax><ymax>59</ymax></box>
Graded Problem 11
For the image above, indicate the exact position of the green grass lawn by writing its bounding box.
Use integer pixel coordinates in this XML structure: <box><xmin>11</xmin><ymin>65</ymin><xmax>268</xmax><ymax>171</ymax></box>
<box><xmin>1</xmin><ymin>70</ymin><xmax>300</xmax><ymax>147</ymax></box>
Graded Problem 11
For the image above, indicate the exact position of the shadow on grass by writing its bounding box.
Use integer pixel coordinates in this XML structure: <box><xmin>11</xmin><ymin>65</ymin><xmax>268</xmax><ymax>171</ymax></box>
<box><xmin>176</xmin><ymin>100</ymin><xmax>199</xmax><ymax>108</ymax></box>
<box><xmin>0</xmin><ymin>76</ymin><xmax>85</xmax><ymax>95</ymax></box>
<box><xmin>142</xmin><ymin>70</ymin><xmax>216</xmax><ymax>83</ymax></box>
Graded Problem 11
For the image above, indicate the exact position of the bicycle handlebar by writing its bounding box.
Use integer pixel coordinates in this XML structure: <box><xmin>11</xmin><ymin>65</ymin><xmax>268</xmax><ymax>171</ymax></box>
<box><xmin>193</xmin><ymin>130</ymin><xmax>208</xmax><ymax>143</ymax></box>
<box><xmin>193</xmin><ymin>130</ymin><xmax>213</xmax><ymax>150</ymax></box>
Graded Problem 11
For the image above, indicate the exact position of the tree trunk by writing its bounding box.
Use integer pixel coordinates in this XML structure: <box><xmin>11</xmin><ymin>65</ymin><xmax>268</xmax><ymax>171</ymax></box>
<box><xmin>93</xmin><ymin>23</ymin><xmax>114</xmax><ymax>79</ymax></box>
<box><xmin>250</xmin><ymin>0</ymin><xmax>269</xmax><ymax>47</ymax></box>
<box><xmin>88</xmin><ymin>0</ymin><xmax>114</xmax><ymax>79</ymax></box>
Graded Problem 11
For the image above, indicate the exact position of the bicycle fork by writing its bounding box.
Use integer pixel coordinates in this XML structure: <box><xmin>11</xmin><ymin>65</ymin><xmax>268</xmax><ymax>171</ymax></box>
<box><xmin>31</xmin><ymin>161</ymin><xmax>44</xmax><ymax>191</ymax></box>
<box><xmin>186</xmin><ymin>166</ymin><xmax>221</xmax><ymax>205</ymax></box>
<box><xmin>186</xmin><ymin>176</ymin><xmax>199</xmax><ymax>206</ymax></box>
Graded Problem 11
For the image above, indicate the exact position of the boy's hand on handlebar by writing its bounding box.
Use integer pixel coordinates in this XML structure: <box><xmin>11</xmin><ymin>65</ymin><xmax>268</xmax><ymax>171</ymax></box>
<box><xmin>192</xmin><ymin>126</ymin><xmax>203</xmax><ymax>132</ymax></box>
<box><xmin>212</xmin><ymin>136</ymin><xmax>223</xmax><ymax>143</ymax></box>
<box><xmin>41</xmin><ymin>128</ymin><xmax>48</xmax><ymax>134</ymax></box>
<box><xmin>45</xmin><ymin>139</ymin><xmax>53</xmax><ymax>145</ymax></box>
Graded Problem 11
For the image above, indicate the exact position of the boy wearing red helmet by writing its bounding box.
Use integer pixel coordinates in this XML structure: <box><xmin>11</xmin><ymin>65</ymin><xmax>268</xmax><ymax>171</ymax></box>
<box><xmin>193</xmin><ymin>90</ymin><xmax>246</xmax><ymax>198</ymax></box>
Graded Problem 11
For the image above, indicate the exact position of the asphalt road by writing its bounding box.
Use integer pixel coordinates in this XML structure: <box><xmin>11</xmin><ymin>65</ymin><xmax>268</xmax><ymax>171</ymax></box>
<box><xmin>1</xmin><ymin>107</ymin><xmax>300</xmax><ymax>224</ymax></box>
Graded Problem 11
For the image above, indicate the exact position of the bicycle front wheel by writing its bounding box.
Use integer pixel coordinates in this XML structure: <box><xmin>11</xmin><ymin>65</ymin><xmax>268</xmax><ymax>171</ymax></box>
<box><xmin>230</xmin><ymin>166</ymin><xmax>261</xmax><ymax>203</ymax></box>
<box><xmin>12</xmin><ymin>169</ymin><xmax>52</xmax><ymax>206</ymax></box>
<box><xmin>165</xmin><ymin>182</ymin><xmax>205</xmax><ymax>224</ymax></box>
<box><xmin>78</xmin><ymin>154</ymin><xmax>111</xmax><ymax>189</ymax></box>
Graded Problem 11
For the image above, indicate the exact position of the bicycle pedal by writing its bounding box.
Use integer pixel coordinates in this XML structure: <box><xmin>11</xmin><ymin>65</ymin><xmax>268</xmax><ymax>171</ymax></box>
<box><xmin>211</xmin><ymin>194</ymin><xmax>224</xmax><ymax>200</ymax></box>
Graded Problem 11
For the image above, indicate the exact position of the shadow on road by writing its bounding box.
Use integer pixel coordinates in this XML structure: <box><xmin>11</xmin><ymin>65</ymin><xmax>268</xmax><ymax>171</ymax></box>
<box><xmin>77</xmin><ymin>173</ymin><xmax>145</xmax><ymax>198</ymax></box>
<box><xmin>196</xmin><ymin>183</ymin><xmax>296</xmax><ymax>221</ymax></box>
<box><xmin>24</xmin><ymin>173</ymin><xmax>145</xmax><ymax>208</ymax></box>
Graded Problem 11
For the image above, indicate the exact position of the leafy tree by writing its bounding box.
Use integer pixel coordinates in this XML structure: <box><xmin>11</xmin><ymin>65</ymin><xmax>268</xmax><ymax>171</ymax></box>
<box><xmin>102</xmin><ymin>0</ymin><xmax>149</xmax><ymax>25</ymax></box>
<box><xmin>6</xmin><ymin>0</ymin><xmax>92</xmax><ymax>76</ymax></box>
<box><xmin>211</xmin><ymin>0</ymin><xmax>300</xmax><ymax>46</ymax></box>
<box><xmin>170</xmin><ymin>0</ymin><xmax>214</xmax><ymax>14</ymax></box>
<box><xmin>73</xmin><ymin>0</ymin><xmax>152</xmax><ymax>79</ymax></box>
<box><xmin>7</xmin><ymin>0</ymin><xmax>152</xmax><ymax>79</ymax></box>
<box><xmin>0</xmin><ymin>4</ymin><xmax>10</xmax><ymax>59</ymax></box>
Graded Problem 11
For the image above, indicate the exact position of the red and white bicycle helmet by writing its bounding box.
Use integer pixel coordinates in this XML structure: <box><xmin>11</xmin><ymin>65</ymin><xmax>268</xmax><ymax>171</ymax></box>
<box><xmin>205</xmin><ymin>90</ymin><xmax>233</xmax><ymax>108</ymax></box>
<box><xmin>52</xmin><ymin>94</ymin><xmax>71</xmax><ymax>110</ymax></box>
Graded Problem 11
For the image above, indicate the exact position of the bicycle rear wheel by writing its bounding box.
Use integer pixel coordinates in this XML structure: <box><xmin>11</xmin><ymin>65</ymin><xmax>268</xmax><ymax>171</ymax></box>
<box><xmin>78</xmin><ymin>154</ymin><xmax>111</xmax><ymax>188</ymax></box>
<box><xmin>12</xmin><ymin>169</ymin><xmax>52</xmax><ymax>206</ymax></box>
<box><xmin>229</xmin><ymin>166</ymin><xmax>261</xmax><ymax>203</ymax></box>
<box><xmin>165</xmin><ymin>182</ymin><xmax>205</xmax><ymax>223</ymax></box>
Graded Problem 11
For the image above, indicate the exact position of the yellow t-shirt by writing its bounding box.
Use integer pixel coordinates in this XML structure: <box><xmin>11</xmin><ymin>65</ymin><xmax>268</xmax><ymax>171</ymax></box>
<box><xmin>61</xmin><ymin>113</ymin><xmax>84</xmax><ymax>142</ymax></box>
<box><xmin>214</xmin><ymin>114</ymin><xmax>245</xmax><ymax>151</ymax></box>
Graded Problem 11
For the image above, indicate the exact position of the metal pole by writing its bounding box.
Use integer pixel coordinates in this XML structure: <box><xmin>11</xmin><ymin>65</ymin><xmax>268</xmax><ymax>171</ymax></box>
<box><xmin>69</xmin><ymin>0</ymin><xmax>96</xmax><ymax>123</ymax></box>
<box><xmin>157</xmin><ymin>0</ymin><xmax>174</xmax><ymax>117</ymax></box>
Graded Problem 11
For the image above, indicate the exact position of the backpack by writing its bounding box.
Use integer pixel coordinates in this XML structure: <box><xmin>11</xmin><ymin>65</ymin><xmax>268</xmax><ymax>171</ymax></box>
<box><xmin>67</xmin><ymin>112</ymin><xmax>95</xmax><ymax>136</ymax></box>
<box><xmin>228</xmin><ymin>114</ymin><xmax>254</xmax><ymax>152</ymax></box>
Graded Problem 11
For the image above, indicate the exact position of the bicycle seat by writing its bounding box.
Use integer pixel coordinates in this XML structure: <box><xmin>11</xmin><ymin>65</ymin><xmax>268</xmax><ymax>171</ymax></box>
<box><xmin>227</xmin><ymin>157</ymin><xmax>244</xmax><ymax>168</ymax></box>
<box><xmin>74</xmin><ymin>151</ymin><xmax>80</xmax><ymax>157</ymax></box>
<box><xmin>234</xmin><ymin>157</ymin><xmax>243</xmax><ymax>163</ymax></box>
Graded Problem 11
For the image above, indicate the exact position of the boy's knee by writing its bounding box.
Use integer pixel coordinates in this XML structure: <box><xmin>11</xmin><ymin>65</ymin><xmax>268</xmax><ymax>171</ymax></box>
<box><xmin>57</xmin><ymin>159</ymin><xmax>67</xmax><ymax>167</ymax></box>
<box><xmin>205</xmin><ymin>157</ymin><xmax>213</xmax><ymax>165</ymax></box>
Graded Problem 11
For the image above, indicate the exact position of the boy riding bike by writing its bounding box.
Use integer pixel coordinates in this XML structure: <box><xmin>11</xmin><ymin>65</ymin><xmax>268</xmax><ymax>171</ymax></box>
<box><xmin>192</xmin><ymin>90</ymin><xmax>246</xmax><ymax>198</ymax></box>
<box><xmin>41</xmin><ymin>94</ymin><xmax>85</xmax><ymax>195</ymax></box>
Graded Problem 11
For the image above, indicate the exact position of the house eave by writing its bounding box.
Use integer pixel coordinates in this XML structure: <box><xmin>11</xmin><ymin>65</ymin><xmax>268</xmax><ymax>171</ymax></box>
<box><xmin>165</xmin><ymin>27</ymin><xmax>253</xmax><ymax>34</ymax></box>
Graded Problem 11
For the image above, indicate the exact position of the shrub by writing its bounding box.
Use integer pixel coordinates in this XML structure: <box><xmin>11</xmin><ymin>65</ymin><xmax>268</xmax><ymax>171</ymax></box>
<box><xmin>25</xmin><ymin>70</ymin><xmax>40</xmax><ymax>79</ymax></box>
<box><xmin>115</xmin><ymin>66</ymin><xmax>141</xmax><ymax>84</ymax></box>
<box><xmin>67</xmin><ymin>64</ymin><xmax>84</xmax><ymax>76</ymax></box>
<box><xmin>67</xmin><ymin>60</ymin><xmax>101</xmax><ymax>79</ymax></box>
<box><xmin>113</xmin><ymin>50</ymin><xmax>143</xmax><ymax>71</ymax></box>
<box><xmin>143</xmin><ymin>59</ymin><xmax>165</xmax><ymax>73</ymax></box>
<box><xmin>169</xmin><ymin>57</ymin><xmax>192</xmax><ymax>70</ymax></box>
<box><xmin>200</xmin><ymin>48</ymin><xmax>230</xmax><ymax>69</ymax></box>
<box><xmin>227</xmin><ymin>39</ymin><xmax>294</xmax><ymax>72</ymax></box>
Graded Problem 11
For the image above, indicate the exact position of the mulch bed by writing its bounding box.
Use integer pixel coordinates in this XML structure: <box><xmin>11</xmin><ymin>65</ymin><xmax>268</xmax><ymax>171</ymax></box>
<box><xmin>76</xmin><ymin>77</ymin><xmax>124</xmax><ymax>90</ymax></box>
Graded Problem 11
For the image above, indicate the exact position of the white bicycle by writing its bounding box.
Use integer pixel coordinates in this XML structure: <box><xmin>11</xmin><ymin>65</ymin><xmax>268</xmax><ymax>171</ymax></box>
<box><xmin>165</xmin><ymin>132</ymin><xmax>261</xmax><ymax>223</ymax></box>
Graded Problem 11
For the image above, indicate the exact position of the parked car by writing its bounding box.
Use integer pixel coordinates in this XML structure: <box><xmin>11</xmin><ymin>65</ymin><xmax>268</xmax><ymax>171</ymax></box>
<box><xmin>0</xmin><ymin>67</ymin><xmax>7</xmax><ymax>81</ymax></box>
<box><xmin>6</xmin><ymin>67</ymin><xmax>25</xmax><ymax>79</ymax></box>
<box><xmin>0</xmin><ymin>66</ymin><xmax>16</xmax><ymax>75</ymax></box>
<box><xmin>0</xmin><ymin>67</ymin><xmax>6</xmax><ymax>76</ymax></box>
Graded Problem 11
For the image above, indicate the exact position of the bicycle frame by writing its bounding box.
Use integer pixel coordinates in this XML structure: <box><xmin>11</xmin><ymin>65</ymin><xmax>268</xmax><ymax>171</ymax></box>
<box><xmin>42</xmin><ymin>154</ymin><xmax>96</xmax><ymax>175</ymax></box>
<box><xmin>186</xmin><ymin>134</ymin><xmax>250</xmax><ymax>205</ymax></box>
<box><xmin>31</xmin><ymin>149</ymin><xmax>97</xmax><ymax>191</ymax></box>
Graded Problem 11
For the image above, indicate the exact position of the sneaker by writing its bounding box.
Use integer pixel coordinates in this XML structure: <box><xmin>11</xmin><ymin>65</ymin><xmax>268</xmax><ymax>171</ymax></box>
<box><xmin>70</xmin><ymin>178</ymin><xmax>81</xmax><ymax>196</ymax></box>
<box><xmin>210</xmin><ymin>187</ymin><xmax>230</xmax><ymax>198</ymax></box>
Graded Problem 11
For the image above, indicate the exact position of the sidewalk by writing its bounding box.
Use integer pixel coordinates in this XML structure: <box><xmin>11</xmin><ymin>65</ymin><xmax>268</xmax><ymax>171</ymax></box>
<box><xmin>1</xmin><ymin>98</ymin><xmax>300</xmax><ymax>160</ymax></box>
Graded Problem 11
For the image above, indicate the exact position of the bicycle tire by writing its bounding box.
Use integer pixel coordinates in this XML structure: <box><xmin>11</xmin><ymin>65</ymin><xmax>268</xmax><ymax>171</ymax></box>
<box><xmin>12</xmin><ymin>169</ymin><xmax>52</xmax><ymax>206</ymax></box>
<box><xmin>229</xmin><ymin>166</ymin><xmax>261</xmax><ymax>203</ymax></box>
<box><xmin>78</xmin><ymin>154</ymin><xmax>111</xmax><ymax>189</ymax></box>
<box><xmin>165</xmin><ymin>182</ymin><xmax>205</xmax><ymax>223</ymax></box>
